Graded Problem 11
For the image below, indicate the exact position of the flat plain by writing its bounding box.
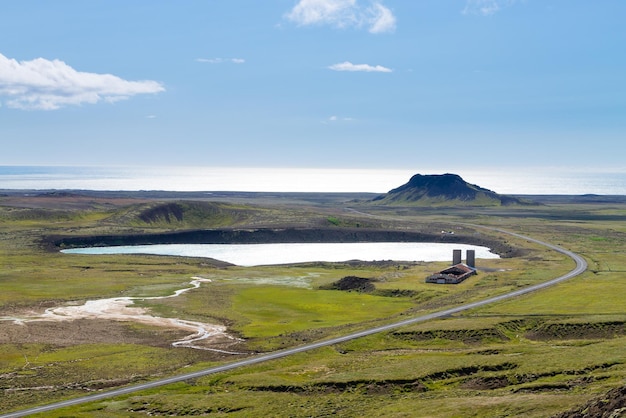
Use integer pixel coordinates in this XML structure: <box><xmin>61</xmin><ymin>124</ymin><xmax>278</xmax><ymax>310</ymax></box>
<box><xmin>0</xmin><ymin>191</ymin><xmax>625</xmax><ymax>417</ymax></box>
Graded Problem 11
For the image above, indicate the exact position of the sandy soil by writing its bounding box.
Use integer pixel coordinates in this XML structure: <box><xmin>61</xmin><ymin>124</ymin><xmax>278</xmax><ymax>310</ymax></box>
<box><xmin>0</xmin><ymin>277</ymin><xmax>244</xmax><ymax>354</ymax></box>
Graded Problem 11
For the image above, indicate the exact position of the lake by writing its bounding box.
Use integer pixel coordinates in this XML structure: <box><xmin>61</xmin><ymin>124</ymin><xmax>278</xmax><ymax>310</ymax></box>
<box><xmin>62</xmin><ymin>242</ymin><xmax>499</xmax><ymax>267</ymax></box>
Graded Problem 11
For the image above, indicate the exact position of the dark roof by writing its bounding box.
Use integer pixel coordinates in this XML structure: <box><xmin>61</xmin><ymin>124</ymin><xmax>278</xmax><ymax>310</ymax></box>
<box><xmin>440</xmin><ymin>264</ymin><xmax>475</xmax><ymax>275</ymax></box>
<box><xmin>426</xmin><ymin>263</ymin><xmax>476</xmax><ymax>284</ymax></box>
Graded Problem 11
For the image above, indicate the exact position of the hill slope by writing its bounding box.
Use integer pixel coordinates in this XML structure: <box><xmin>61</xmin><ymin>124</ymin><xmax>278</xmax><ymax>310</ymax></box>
<box><xmin>372</xmin><ymin>173</ymin><xmax>528</xmax><ymax>206</ymax></box>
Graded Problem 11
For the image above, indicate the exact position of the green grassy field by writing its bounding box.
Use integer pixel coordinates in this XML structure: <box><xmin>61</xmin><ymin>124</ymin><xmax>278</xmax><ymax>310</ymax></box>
<box><xmin>0</xmin><ymin>194</ymin><xmax>625</xmax><ymax>417</ymax></box>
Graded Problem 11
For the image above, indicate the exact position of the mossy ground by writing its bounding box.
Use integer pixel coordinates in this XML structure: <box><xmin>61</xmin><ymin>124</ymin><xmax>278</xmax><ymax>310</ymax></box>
<box><xmin>1</xmin><ymin>194</ymin><xmax>625</xmax><ymax>417</ymax></box>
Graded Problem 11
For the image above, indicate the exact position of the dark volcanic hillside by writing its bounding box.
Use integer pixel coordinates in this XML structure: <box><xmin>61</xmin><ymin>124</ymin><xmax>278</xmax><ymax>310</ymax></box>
<box><xmin>372</xmin><ymin>173</ymin><xmax>528</xmax><ymax>206</ymax></box>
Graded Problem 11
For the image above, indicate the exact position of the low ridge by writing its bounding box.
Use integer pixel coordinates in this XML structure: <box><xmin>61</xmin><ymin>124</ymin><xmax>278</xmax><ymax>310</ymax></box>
<box><xmin>371</xmin><ymin>173</ymin><xmax>527</xmax><ymax>206</ymax></box>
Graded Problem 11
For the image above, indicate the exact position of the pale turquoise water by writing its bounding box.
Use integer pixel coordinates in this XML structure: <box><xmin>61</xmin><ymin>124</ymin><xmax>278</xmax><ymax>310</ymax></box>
<box><xmin>2</xmin><ymin>165</ymin><xmax>626</xmax><ymax>194</ymax></box>
<box><xmin>62</xmin><ymin>242</ymin><xmax>499</xmax><ymax>267</ymax></box>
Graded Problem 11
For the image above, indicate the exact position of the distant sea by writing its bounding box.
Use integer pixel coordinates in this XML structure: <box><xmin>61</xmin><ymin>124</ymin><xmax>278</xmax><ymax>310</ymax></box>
<box><xmin>1</xmin><ymin>166</ymin><xmax>625</xmax><ymax>195</ymax></box>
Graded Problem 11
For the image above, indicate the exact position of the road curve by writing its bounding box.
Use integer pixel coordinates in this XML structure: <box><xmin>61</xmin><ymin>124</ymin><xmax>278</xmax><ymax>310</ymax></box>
<box><xmin>1</xmin><ymin>227</ymin><xmax>587</xmax><ymax>418</ymax></box>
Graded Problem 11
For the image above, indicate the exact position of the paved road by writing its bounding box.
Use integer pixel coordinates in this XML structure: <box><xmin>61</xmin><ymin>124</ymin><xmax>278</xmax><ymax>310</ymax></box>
<box><xmin>1</xmin><ymin>227</ymin><xmax>587</xmax><ymax>418</ymax></box>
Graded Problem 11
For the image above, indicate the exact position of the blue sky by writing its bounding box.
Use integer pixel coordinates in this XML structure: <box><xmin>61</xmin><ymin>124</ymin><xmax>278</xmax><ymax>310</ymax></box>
<box><xmin>1</xmin><ymin>0</ymin><xmax>625</xmax><ymax>175</ymax></box>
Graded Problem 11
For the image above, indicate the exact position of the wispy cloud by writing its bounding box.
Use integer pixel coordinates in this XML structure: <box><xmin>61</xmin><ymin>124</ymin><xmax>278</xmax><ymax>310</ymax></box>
<box><xmin>463</xmin><ymin>0</ymin><xmax>518</xmax><ymax>16</ymax></box>
<box><xmin>367</xmin><ymin>3</ymin><xmax>396</xmax><ymax>34</ymax></box>
<box><xmin>322</xmin><ymin>115</ymin><xmax>355</xmax><ymax>124</ymax></box>
<box><xmin>0</xmin><ymin>53</ymin><xmax>164</xmax><ymax>110</ymax></box>
<box><xmin>196</xmin><ymin>57</ymin><xmax>246</xmax><ymax>64</ymax></box>
<box><xmin>328</xmin><ymin>61</ymin><xmax>392</xmax><ymax>73</ymax></box>
<box><xmin>330</xmin><ymin>115</ymin><xmax>353</xmax><ymax>121</ymax></box>
<box><xmin>285</xmin><ymin>0</ymin><xmax>396</xmax><ymax>34</ymax></box>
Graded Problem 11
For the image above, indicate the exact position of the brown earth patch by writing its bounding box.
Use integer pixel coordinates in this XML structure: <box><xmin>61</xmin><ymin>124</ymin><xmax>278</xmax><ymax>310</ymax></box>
<box><xmin>248</xmin><ymin>378</ymin><xmax>428</xmax><ymax>396</ymax></box>
<box><xmin>552</xmin><ymin>384</ymin><xmax>626</xmax><ymax>418</ymax></box>
<box><xmin>525</xmin><ymin>321</ymin><xmax>626</xmax><ymax>341</ymax></box>
<box><xmin>0</xmin><ymin>193</ymin><xmax>146</xmax><ymax>210</ymax></box>
<box><xmin>392</xmin><ymin>327</ymin><xmax>509</xmax><ymax>344</ymax></box>
<box><xmin>321</xmin><ymin>276</ymin><xmax>377</xmax><ymax>293</ymax></box>
<box><xmin>0</xmin><ymin>318</ymin><xmax>191</xmax><ymax>348</ymax></box>
<box><xmin>460</xmin><ymin>376</ymin><xmax>511</xmax><ymax>390</ymax></box>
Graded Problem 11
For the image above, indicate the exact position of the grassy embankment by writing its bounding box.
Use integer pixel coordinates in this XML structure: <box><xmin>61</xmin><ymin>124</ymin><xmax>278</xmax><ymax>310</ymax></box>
<box><xmin>0</xmin><ymin>195</ymin><xmax>625</xmax><ymax>416</ymax></box>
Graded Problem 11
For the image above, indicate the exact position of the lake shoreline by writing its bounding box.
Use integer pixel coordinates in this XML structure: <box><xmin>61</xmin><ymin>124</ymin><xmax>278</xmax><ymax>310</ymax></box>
<box><xmin>62</xmin><ymin>242</ymin><xmax>499</xmax><ymax>267</ymax></box>
<box><xmin>49</xmin><ymin>226</ymin><xmax>521</xmax><ymax>259</ymax></box>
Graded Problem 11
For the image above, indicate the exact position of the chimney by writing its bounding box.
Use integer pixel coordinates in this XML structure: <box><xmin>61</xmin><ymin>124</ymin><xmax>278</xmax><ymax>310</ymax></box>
<box><xmin>466</xmin><ymin>250</ymin><xmax>476</xmax><ymax>268</ymax></box>
<box><xmin>452</xmin><ymin>249</ymin><xmax>462</xmax><ymax>265</ymax></box>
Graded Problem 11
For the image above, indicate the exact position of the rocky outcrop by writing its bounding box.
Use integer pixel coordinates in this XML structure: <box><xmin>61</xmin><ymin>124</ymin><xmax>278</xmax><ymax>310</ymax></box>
<box><xmin>372</xmin><ymin>173</ymin><xmax>529</xmax><ymax>206</ymax></box>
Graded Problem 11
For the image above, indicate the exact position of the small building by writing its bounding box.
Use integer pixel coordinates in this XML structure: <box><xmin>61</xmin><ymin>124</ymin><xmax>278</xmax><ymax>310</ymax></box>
<box><xmin>426</xmin><ymin>249</ymin><xmax>477</xmax><ymax>284</ymax></box>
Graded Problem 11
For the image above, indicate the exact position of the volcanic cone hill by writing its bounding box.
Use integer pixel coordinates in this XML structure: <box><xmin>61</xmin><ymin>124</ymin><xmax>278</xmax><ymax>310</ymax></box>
<box><xmin>371</xmin><ymin>173</ymin><xmax>529</xmax><ymax>206</ymax></box>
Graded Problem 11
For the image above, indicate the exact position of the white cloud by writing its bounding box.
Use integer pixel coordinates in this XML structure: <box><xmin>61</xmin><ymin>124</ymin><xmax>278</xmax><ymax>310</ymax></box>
<box><xmin>196</xmin><ymin>57</ymin><xmax>245</xmax><ymax>64</ymax></box>
<box><xmin>322</xmin><ymin>115</ymin><xmax>355</xmax><ymax>124</ymax></box>
<box><xmin>285</xmin><ymin>0</ymin><xmax>396</xmax><ymax>34</ymax></box>
<box><xmin>286</xmin><ymin>0</ymin><xmax>358</xmax><ymax>27</ymax></box>
<box><xmin>196</xmin><ymin>58</ymin><xmax>223</xmax><ymax>64</ymax></box>
<box><xmin>328</xmin><ymin>61</ymin><xmax>392</xmax><ymax>72</ymax></box>
<box><xmin>463</xmin><ymin>0</ymin><xmax>518</xmax><ymax>16</ymax></box>
<box><xmin>367</xmin><ymin>3</ymin><xmax>396</xmax><ymax>34</ymax></box>
<box><xmin>0</xmin><ymin>53</ymin><xmax>164</xmax><ymax>110</ymax></box>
